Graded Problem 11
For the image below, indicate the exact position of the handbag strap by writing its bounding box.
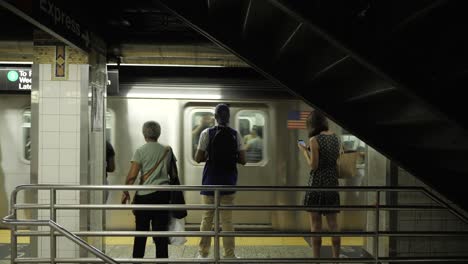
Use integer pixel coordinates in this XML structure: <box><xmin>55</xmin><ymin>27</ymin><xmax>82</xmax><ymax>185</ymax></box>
<box><xmin>139</xmin><ymin>147</ymin><xmax>170</xmax><ymax>185</ymax></box>
<box><xmin>338</xmin><ymin>136</ymin><xmax>344</xmax><ymax>156</ymax></box>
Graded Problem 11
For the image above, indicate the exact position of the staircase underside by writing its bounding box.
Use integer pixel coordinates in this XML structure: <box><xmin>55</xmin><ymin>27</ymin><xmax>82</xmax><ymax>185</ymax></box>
<box><xmin>157</xmin><ymin>0</ymin><xmax>468</xmax><ymax>211</ymax></box>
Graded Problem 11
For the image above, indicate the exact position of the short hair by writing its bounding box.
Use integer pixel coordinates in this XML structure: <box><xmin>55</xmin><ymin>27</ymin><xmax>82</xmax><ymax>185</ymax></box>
<box><xmin>142</xmin><ymin>121</ymin><xmax>161</xmax><ymax>140</ymax></box>
<box><xmin>215</xmin><ymin>104</ymin><xmax>230</xmax><ymax>125</ymax></box>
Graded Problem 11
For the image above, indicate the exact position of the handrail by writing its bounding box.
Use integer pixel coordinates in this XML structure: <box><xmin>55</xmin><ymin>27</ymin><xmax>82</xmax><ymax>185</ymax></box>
<box><xmin>9</xmin><ymin>256</ymin><xmax>468</xmax><ymax>263</ymax></box>
<box><xmin>421</xmin><ymin>188</ymin><xmax>468</xmax><ymax>224</ymax></box>
<box><xmin>12</xmin><ymin>204</ymin><xmax>447</xmax><ymax>211</ymax></box>
<box><xmin>48</xmin><ymin>221</ymin><xmax>118</xmax><ymax>264</ymax></box>
<box><xmin>12</xmin><ymin>184</ymin><xmax>428</xmax><ymax>191</ymax></box>
<box><xmin>12</xmin><ymin>257</ymin><xmax>376</xmax><ymax>263</ymax></box>
<box><xmin>2</xmin><ymin>216</ymin><xmax>118</xmax><ymax>264</ymax></box>
<box><xmin>3</xmin><ymin>184</ymin><xmax>468</xmax><ymax>264</ymax></box>
<box><xmin>13</xmin><ymin>230</ymin><xmax>468</xmax><ymax>238</ymax></box>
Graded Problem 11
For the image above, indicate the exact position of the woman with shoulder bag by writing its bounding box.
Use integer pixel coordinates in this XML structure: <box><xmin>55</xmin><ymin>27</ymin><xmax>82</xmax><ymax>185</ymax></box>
<box><xmin>298</xmin><ymin>111</ymin><xmax>341</xmax><ymax>259</ymax></box>
<box><xmin>121</xmin><ymin>121</ymin><xmax>175</xmax><ymax>263</ymax></box>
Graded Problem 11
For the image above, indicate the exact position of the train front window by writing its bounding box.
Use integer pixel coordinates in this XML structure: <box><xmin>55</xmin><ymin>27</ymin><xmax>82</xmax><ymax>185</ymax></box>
<box><xmin>237</xmin><ymin>110</ymin><xmax>266</xmax><ymax>164</ymax></box>
<box><xmin>191</xmin><ymin>110</ymin><xmax>215</xmax><ymax>159</ymax></box>
<box><xmin>22</xmin><ymin>109</ymin><xmax>31</xmax><ymax>162</ymax></box>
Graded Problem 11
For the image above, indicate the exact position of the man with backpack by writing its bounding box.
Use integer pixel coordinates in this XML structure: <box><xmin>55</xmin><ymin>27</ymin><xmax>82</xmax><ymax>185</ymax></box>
<box><xmin>194</xmin><ymin>104</ymin><xmax>246</xmax><ymax>259</ymax></box>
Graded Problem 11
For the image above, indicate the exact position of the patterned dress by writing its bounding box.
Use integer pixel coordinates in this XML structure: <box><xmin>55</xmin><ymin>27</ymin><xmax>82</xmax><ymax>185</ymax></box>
<box><xmin>304</xmin><ymin>134</ymin><xmax>340</xmax><ymax>215</ymax></box>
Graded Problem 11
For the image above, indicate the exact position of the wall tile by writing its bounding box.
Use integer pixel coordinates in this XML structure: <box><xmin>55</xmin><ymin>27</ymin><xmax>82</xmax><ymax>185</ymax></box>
<box><xmin>76</xmin><ymin>114</ymin><xmax>81</xmax><ymax>131</ymax></box>
<box><xmin>57</xmin><ymin>237</ymin><xmax>77</xmax><ymax>251</ymax></box>
<box><xmin>41</xmin><ymin>81</ymin><xmax>60</xmax><ymax>98</ymax></box>
<box><xmin>41</xmin><ymin>64</ymin><xmax>52</xmax><ymax>81</ymax></box>
<box><xmin>68</xmin><ymin>64</ymin><xmax>78</xmax><ymax>81</ymax></box>
<box><xmin>37</xmin><ymin>62</ymin><xmax>89</xmax><ymax>259</ymax></box>
<box><xmin>76</xmin><ymin>64</ymin><xmax>82</xmax><ymax>78</ymax></box>
<box><xmin>59</xmin><ymin>149</ymin><xmax>78</xmax><ymax>166</ymax></box>
<box><xmin>40</xmin><ymin>249</ymin><xmax>51</xmax><ymax>258</ymax></box>
<box><xmin>42</xmin><ymin>149</ymin><xmax>60</xmax><ymax>166</ymax></box>
<box><xmin>42</xmin><ymin>132</ymin><xmax>60</xmax><ymax>148</ymax></box>
<box><xmin>59</xmin><ymin>132</ymin><xmax>78</xmax><ymax>149</ymax></box>
<box><xmin>57</xmin><ymin>216</ymin><xmax>79</xmax><ymax>231</ymax></box>
<box><xmin>59</xmin><ymin>98</ymin><xmax>79</xmax><ymax>115</ymax></box>
<box><xmin>57</xmin><ymin>190</ymin><xmax>78</xmax><ymax>201</ymax></box>
<box><xmin>60</xmin><ymin>81</ymin><xmax>79</xmax><ymax>98</ymax></box>
<box><xmin>57</xmin><ymin>249</ymin><xmax>78</xmax><ymax>258</ymax></box>
<box><xmin>41</xmin><ymin>115</ymin><xmax>60</xmax><ymax>132</ymax></box>
<box><xmin>38</xmin><ymin>210</ymin><xmax>50</xmax><ymax>219</ymax></box>
<box><xmin>59</xmin><ymin>115</ymin><xmax>78</xmax><ymax>132</ymax></box>
<box><xmin>57</xmin><ymin>210</ymin><xmax>79</xmax><ymax>218</ymax></box>
<box><xmin>41</xmin><ymin>166</ymin><xmax>59</xmax><ymax>183</ymax></box>
<box><xmin>59</xmin><ymin>166</ymin><xmax>79</xmax><ymax>183</ymax></box>
<box><xmin>38</xmin><ymin>190</ymin><xmax>50</xmax><ymax>201</ymax></box>
<box><xmin>40</xmin><ymin>242</ymin><xmax>51</xmax><ymax>257</ymax></box>
<box><xmin>42</xmin><ymin>98</ymin><xmax>60</xmax><ymax>114</ymax></box>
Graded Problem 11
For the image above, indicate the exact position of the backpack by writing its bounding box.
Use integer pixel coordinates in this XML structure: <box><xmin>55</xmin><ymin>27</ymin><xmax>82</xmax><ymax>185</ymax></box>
<box><xmin>208</xmin><ymin>126</ymin><xmax>238</xmax><ymax>168</ymax></box>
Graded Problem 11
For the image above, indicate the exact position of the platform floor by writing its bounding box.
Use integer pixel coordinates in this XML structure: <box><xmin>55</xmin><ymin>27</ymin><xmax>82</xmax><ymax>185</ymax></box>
<box><xmin>0</xmin><ymin>230</ymin><xmax>370</xmax><ymax>262</ymax></box>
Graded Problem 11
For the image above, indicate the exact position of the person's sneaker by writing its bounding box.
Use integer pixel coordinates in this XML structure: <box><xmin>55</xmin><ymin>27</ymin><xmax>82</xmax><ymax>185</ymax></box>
<box><xmin>196</xmin><ymin>253</ymin><xmax>208</xmax><ymax>259</ymax></box>
<box><xmin>224</xmin><ymin>255</ymin><xmax>240</xmax><ymax>259</ymax></box>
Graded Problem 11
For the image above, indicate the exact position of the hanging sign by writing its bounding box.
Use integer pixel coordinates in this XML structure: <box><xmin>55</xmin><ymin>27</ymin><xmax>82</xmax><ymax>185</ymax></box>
<box><xmin>0</xmin><ymin>67</ymin><xmax>32</xmax><ymax>92</ymax></box>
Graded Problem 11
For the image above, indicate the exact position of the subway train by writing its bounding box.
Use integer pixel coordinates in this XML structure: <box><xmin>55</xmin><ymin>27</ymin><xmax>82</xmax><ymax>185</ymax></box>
<box><xmin>0</xmin><ymin>66</ymin><xmax>367</xmax><ymax>231</ymax></box>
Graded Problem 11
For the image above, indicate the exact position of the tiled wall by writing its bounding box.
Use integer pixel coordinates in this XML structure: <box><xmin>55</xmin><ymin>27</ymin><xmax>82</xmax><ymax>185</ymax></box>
<box><xmin>394</xmin><ymin>168</ymin><xmax>468</xmax><ymax>257</ymax></box>
<box><xmin>364</xmin><ymin>147</ymin><xmax>390</xmax><ymax>257</ymax></box>
<box><xmin>37</xmin><ymin>63</ymin><xmax>83</xmax><ymax>258</ymax></box>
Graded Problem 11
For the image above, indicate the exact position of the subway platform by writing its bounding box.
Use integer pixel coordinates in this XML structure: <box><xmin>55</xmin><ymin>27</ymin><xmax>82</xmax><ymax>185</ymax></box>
<box><xmin>0</xmin><ymin>231</ymin><xmax>369</xmax><ymax>263</ymax></box>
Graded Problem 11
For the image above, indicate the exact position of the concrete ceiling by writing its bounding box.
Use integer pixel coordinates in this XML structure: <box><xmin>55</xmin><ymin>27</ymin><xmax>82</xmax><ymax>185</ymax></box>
<box><xmin>0</xmin><ymin>2</ymin><xmax>246</xmax><ymax>66</ymax></box>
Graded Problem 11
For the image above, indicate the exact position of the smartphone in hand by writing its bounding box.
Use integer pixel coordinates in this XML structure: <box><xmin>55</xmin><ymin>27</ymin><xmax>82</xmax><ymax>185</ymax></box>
<box><xmin>298</xmin><ymin>139</ymin><xmax>306</xmax><ymax>147</ymax></box>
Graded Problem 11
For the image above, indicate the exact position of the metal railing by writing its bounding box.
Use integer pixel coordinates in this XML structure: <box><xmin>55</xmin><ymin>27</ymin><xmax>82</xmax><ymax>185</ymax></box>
<box><xmin>3</xmin><ymin>185</ymin><xmax>468</xmax><ymax>263</ymax></box>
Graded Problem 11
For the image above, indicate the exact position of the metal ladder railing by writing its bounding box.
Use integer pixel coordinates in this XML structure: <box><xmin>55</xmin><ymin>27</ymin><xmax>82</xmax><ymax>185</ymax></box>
<box><xmin>3</xmin><ymin>185</ymin><xmax>468</xmax><ymax>263</ymax></box>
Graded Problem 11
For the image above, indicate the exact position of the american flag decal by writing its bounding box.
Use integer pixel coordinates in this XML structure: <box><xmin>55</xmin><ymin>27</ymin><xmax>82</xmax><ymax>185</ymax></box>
<box><xmin>287</xmin><ymin>111</ymin><xmax>309</xmax><ymax>129</ymax></box>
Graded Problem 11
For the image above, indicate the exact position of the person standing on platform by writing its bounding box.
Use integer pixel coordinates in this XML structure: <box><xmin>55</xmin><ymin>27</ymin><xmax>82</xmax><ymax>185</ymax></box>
<box><xmin>121</xmin><ymin>121</ymin><xmax>177</xmax><ymax>263</ymax></box>
<box><xmin>104</xmin><ymin>140</ymin><xmax>115</xmax><ymax>202</ymax></box>
<box><xmin>194</xmin><ymin>104</ymin><xmax>246</xmax><ymax>259</ymax></box>
<box><xmin>298</xmin><ymin>111</ymin><xmax>341</xmax><ymax>259</ymax></box>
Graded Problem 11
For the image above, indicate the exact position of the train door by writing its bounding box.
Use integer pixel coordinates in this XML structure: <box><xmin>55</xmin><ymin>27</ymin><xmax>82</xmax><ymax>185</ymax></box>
<box><xmin>183</xmin><ymin>105</ymin><xmax>273</xmax><ymax>226</ymax></box>
<box><xmin>0</xmin><ymin>98</ymin><xmax>31</xmax><ymax>225</ymax></box>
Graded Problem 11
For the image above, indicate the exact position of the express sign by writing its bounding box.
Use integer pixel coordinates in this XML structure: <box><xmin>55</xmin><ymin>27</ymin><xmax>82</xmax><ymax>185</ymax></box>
<box><xmin>0</xmin><ymin>68</ymin><xmax>32</xmax><ymax>92</ymax></box>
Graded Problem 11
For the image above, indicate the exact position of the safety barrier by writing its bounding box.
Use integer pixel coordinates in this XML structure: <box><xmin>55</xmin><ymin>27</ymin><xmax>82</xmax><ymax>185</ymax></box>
<box><xmin>3</xmin><ymin>185</ymin><xmax>468</xmax><ymax>263</ymax></box>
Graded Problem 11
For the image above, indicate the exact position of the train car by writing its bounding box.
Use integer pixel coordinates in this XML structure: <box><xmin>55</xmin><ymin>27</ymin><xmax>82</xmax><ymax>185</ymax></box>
<box><xmin>0</xmin><ymin>93</ymin><xmax>31</xmax><ymax>227</ymax></box>
<box><xmin>0</xmin><ymin>66</ymin><xmax>367</xmax><ymax>232</ymax></box>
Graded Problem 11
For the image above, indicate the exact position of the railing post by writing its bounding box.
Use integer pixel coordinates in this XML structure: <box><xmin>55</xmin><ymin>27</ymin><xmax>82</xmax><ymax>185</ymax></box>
<box><xmin>214</xmin><ymin>189</ymin><xmax>220</xmax><ymax>264</ymax></box>
<box><xmin>375</xmin><ymin>190</ymin><xmax>380</xmax><ymax>264</ymax></box>
<box><xmin>10</xmin><ymin>225</ymin><xmax>16</xmax><ymax>264</ymax></box>
<box><xmin>10</xmin><ymin>190</ymin><xmax>18</xmax><ymax>264</ymax></box>
<box><xmin>50</xmin><ymin>188</ymin><xmax>56</xmax><ymax>264</ymax></box>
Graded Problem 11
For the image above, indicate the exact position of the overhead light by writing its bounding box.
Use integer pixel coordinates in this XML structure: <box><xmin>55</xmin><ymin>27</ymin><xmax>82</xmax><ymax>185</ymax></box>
<box><xmin>0</xmin><ymin>62</ymin><xmax>225</xmax><ymax>67</ymax></box>
<box><xmin>1</xmin><ymin>62</ymin><xmax>226</xmax><ymax>67</ymax></box>
<box><xmin>125</xmin><ymin>92</ymin><xmax>222</xmax><ymax>99</ymax></box>
<box><xmin>124</xmin><ymin>86</ymin><xmax>222</xmax><ymax>99</ymax></box>
<box><xmin>0</xmin><ymin>61</ymin><xmax>33</xmax><ymax>65</ymax></box>
<box><xmin>106</xmin><ymin>63</ymin><xmax>224</xmax><ymax>67</ymax></box>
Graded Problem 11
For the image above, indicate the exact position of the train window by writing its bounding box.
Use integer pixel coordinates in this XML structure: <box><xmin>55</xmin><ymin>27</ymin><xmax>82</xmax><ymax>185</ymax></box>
<box><xmin>22</xmin><ymin>109</ymin><xmax>31</xmax><ymax>162</ymax></box>
<box><xmin>237</xmin><ymin>110</ymin><xmax>265</xmax><ymax>163</ymax></box>
<box><xmin>191</xmin><ymin>110</ymin><xmax>215</xmax><ymax>159</ymax></box>
<box><xmin>341</xmin><ymin>134</ymin><xmax>366</xmax><ymax>167</ymax></box>
<box><xmin>105</xmin><ymin>110</ymin><xmax>113</xmax><ymax>143</ymax></box>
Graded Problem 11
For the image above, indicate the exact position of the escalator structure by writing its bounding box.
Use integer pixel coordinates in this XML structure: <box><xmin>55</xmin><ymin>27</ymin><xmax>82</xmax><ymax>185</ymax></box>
<box><xmin>157</xmin><ymin>0</ymin><xmax>468</xmax><ymax>211</ymax></box>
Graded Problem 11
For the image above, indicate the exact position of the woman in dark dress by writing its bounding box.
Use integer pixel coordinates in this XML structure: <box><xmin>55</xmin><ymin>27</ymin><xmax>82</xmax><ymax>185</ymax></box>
<box><xmin>298</xmin><ymin>110</ymin><xmax>341</xmax><ymax>258</ymax></box>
